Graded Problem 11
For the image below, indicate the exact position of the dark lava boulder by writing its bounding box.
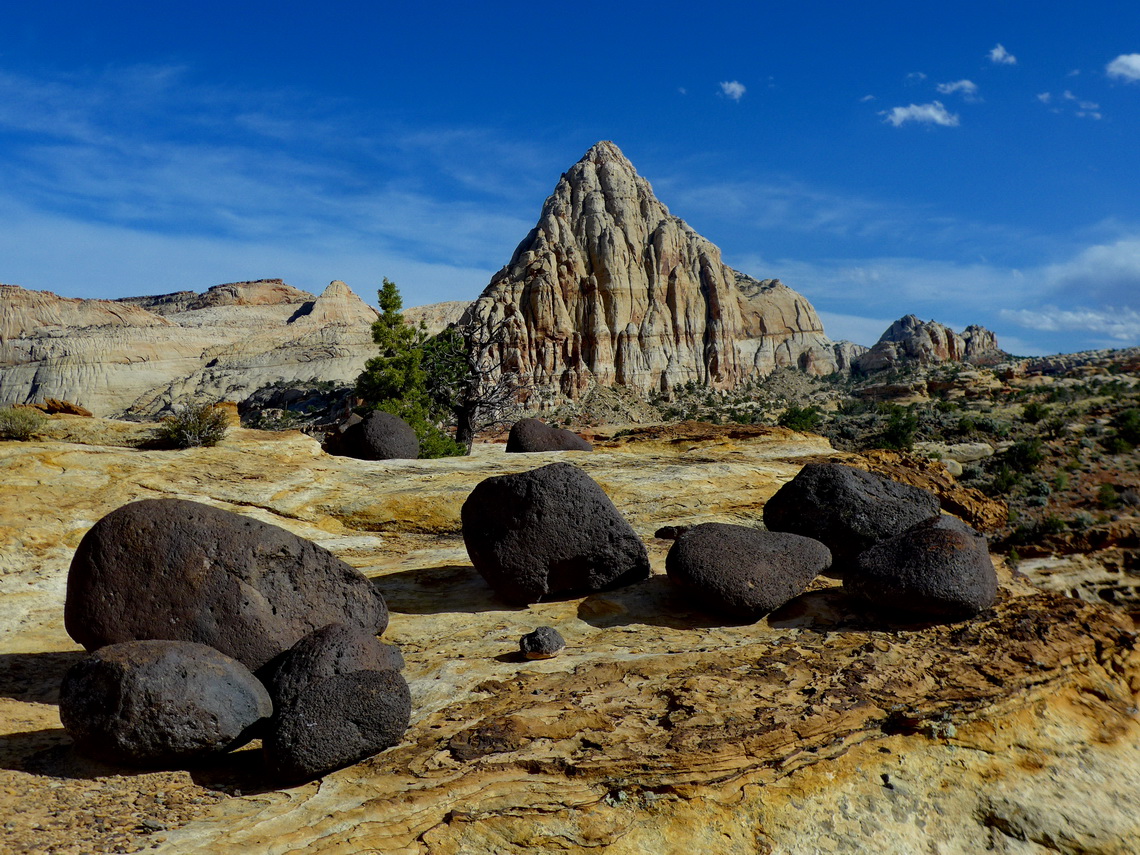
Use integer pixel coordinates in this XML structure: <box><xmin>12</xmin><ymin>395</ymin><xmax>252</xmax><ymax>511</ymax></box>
<box><xmin>65</xmin><ymin>499</ymin><xmax>389</xmax><ymax>673</ymax></box>
<box><xmin>519</xmin><ymin>626</ymin><xmax>566</xmax><ymax>659</ymax></box>
<box><xmin>263</xmin><ymin>669</ymin><xmax>411</xmax><ymax>783</ymax></box>
<box><xmin>263</xmin><ymin>622</ymin><xmax>404</xmax><ymax>710</ymax></box>
<box><xmin>338</xmin><ymin>411</ymin><xmax>419</xmax><ymax>460</ymax></box>
<box><xmin>665</xmin><ymin>523</ymin><xmax>832</xmax><ymax>619</ymax></box>
<box><xmin>461</xmin><ymin>462</ymin><xmax>649</xmax><ymax>604</ymax></box>
<box><xmin>506</xmin><ymin>418</ymin><xmax>592</xmax><ymax>453</ymax></box>
<box><xmin>845</xmin><ymin>515</ymin><xmax>998</xmax><ymax>619</ymax></box>
<box><xmin>763</xmin><ymin>463</ymin><xmax>941</xmax><ymax>568</ymax></box>
<box><xmin>59</xmin><ymin>640</ymin><xmax>272</xmax><ymax>766</ymax></box>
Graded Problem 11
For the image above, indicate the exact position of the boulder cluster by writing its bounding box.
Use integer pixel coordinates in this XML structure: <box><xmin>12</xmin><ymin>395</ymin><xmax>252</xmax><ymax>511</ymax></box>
<box><xmin>61</xmin><ymin>498</ymin><xmax>408</xmax><ymax>782</ymax></box>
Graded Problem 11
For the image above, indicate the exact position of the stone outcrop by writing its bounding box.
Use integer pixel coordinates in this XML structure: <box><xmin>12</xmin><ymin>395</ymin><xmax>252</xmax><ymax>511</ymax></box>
<box><xmin>854</xmin><ymin>314</ymin><xmax>1005</xmax><ymax>373</ymax></box>
<box><xmin>0</xmin><ymin>279</ymin><xmax>378</xmax><ymax>417</ymax></box>
<box><xmin>463</xmin><ymin>141</ymin><xmax>862</xmax><ymax>400</ymax></box>
<box><xmin>4</xmin><ymin>421</ymin><xmax>1140</xmax><ymax>853</ymax></box>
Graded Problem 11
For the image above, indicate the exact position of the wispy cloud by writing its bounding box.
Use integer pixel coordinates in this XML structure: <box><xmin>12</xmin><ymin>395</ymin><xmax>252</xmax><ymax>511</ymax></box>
<box><xmin>881</xmin><ymin>101</ymin><xmax>959</xmax><ymax>127</ymax></box>
<box><xmin>935</xmin><ymin>79</ymin><xmax>980</xmax><ymax>102</ymax></box>
<box><xmin>1107</xmin><ymin>53</ymin><xmax>1140</xmax><ymax>82</ymax></box>
<box><xmin>1036</xmin><ymin>89</ymin><xmax>1103</xmax><ymax>119</ymax></box>
<box><xmin>1000</xmin><ymin>306</ymin><xmax>1140</xmax><ymax>342</ymax></box>
<box><xmin>719</xmin><ymin>80</ymin><xmax>746</xmax><ymax>101</ymax></box>
<box><xmin>989</xmin><ymin>44</ymin><xmax>1017</xmax><ymax>65</ymax></box>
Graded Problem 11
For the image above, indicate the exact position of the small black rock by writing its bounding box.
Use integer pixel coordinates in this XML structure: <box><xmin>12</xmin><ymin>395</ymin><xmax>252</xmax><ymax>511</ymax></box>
<box><xmin>520</xmin><ymin>626</ymin><xmax>566</xmax><ymax>659</ymax></box>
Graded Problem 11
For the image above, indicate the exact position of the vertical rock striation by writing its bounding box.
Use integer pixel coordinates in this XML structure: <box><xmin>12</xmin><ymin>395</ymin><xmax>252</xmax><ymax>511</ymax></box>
<box><xmin>464</xmin><ymin>141</ymin><xmax>860</xmax><ymax>399</ymax></box>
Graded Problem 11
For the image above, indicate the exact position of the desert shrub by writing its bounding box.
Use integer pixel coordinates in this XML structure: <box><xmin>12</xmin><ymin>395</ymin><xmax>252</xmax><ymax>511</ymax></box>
<box><xmin>1097</xmin><ymin>483</ymin><xmax>1120</xmax><ymax>509</ymax></box>
<box><xmin>1004</xmin><ymin>438</ymin><xmax>1045</xmax><ymax>474</ymax></box>
<box><xmin>154</xmin><ymin>403</ymin><xmax>230</xmax><ymax>449</ymax></box>
<box><xmin>1021</xmin><ymin>401</ymin><xmax>1049</xmax><ymax>424</ymax></box>
<box><xmin>879</xmin><ymin>406</ymin><xmax>918</xmax><ymax>451</ymax></box>
<box><xmin>778</xmin><ymin>404</ymin><xmax>823</xmax><ymax>432</ymax></box>
<box><xmin>0</xmin><ymin>406</ymin><xmax>46</xmax><ymax>440</ymax></box>
<box><xmin>987</xmin><ymin>465</ymin><xmax>1021</xmax><ymax>496</ymax></box>
<box><xmin>1052</xmin><ymin>472</ymin><xmax>1070</xmax><ymax>491</ymax></box>
<box><xmin>1110</xmin><ymin>408</ymin><xmax>1140</xmax><ymax>448</ymax></box>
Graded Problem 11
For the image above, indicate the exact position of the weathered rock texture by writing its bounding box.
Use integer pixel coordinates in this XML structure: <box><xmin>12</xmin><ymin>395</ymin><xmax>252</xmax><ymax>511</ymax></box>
<box><xmin>0</xmin><ymin>279</ymin><xmax>378</xmax><ymax>417</ymax></box>
<box><xmin>855</xmin><ymin>314</ymin><xmax>1005</xmax><ymax>373</ymax></box>
<box><xmin>463</xmin><ymin>141</ymin><xmax>862</xmax><ymax>400</ymax></box>
<box><xmin>665</xmin><ymin>523</ymin><xmax>831</xmax><ymax>619</ymax></box>
<box><xmin>65</xmin><ymin>498</ymin><xmax>389</xmax><ymax>672</ymax></box>
<box><xmin>505</xmin><ymin>417</ymin><xmax>592</xmax><ymax>452</ymax></box>
<box><xmin>59</xmin><ymin>640</ymin><xmax>272</xmax><ymax>765</ymax></box>
<box><xmin>2</xmin><ymin>420</ymin><xmax>1139</xmax><ymax>853</ymax></box>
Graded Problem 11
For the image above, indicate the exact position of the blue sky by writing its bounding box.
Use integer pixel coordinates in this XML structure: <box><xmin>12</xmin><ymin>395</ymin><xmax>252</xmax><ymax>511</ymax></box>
<box><xmin>1</xmin><ymin>2</ymin><xmax>1138</xmax><ymax>355</ymax></box>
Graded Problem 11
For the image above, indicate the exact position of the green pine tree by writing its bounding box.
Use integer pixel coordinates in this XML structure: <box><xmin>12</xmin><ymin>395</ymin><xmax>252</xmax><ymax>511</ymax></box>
<box><xmin>355</xmin><ymin>279</ymin><xmax>463</xmax><ymax>458</ymax></box>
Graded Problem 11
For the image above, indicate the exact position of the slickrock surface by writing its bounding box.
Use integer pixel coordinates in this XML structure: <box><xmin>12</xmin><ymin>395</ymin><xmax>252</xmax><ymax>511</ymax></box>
<box><xmin>465</xmin><ymin>142</ymin><xmax>862</xmax><ymax>399</ymax></box>
<box><xmin>0</xmin><ymin>280</ymin><xmax>378</xmax><ymax>417</ymax></box>
<box><xmin>2</xmin><ymin>418</ymin><xmax>1138</xmax><ymax>854</ymax></box>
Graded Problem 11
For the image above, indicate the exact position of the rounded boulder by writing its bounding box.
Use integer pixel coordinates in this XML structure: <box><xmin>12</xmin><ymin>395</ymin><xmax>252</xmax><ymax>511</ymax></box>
<box><xmin>666</xmin><ymin>523</ymin><xmax>832</xmax><ymax>619</ymax></box>
<box><xmin>845</xmin><ymin>515</ymin><xmax>998</xmax><ymax>619</ymax></box>
<box><xmin>341</xmin><ymin>411</ymin><xmax>419</xmax><ymax>460</ymax></box>
<box><xmin>763</xmin><ymin>463</ymin><xmax>941</xmax><ymax>568</ymax></box>
<box><xmin>461</xmin><ymin>462</ymin><xmax>649</xmax><ymax>604</ymax></box>
<box><xmin>65</xmin><ymin>498</ymin><xmax>389</xmax><ymax>673</ymax></box>
<box><xmin>506</xmin><ymin>418</ymin><xmax>592</xmax><ymax>453</ymax></box>
<box><xmin>59</xmin><ymin>640</ymin><xmax>272</xmax><ymax>766</ymax></box>
<box><xmin>263</xmin><ymin>669</ymin><xmax>412</xmax><ymax>783</ymax></box>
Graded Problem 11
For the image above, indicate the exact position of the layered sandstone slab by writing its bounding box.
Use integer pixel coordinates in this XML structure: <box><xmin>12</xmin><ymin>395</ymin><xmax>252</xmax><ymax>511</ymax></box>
<box><xmin>2</xmin><ymin>419</ymin><xmax>1138</xmax><ymax>853</ymax></box>
<box><xmin>0</xmin><ymin>280</ymin><xmax>378</xmax><ymax>417</ymax></box>
<box><xmin>465</xmin><ymin>141</ymin><xmax>863</xmax><ymax>399</ymax></box>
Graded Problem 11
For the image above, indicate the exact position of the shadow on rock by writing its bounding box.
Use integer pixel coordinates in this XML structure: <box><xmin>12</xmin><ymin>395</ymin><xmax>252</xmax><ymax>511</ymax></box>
<box><xmin>576</xmin><ymin>574</ymin><xmax>755</xmax><ymax>630</ymax></box>
<box><xmin>375</xmin><ymin>564</ymin><xmax>524</xmax><ymax>615</ymax></box>
<box><xmin>0</xmin><ymin>650</ymin><xmax>87</xmax><ymax>704</ymax></box>
<box><xmin>767</xmin><ymin>588</ymin><xmax>979</xmax><ymax>633</ymax></box>
<box><xmin>0</xmin><ymin>727</ymin><xmax>72</xmax><ymax>773</ymax></box>
<box><xmin>189</xmin><ymin>746</ymin><xmax>282</xmax><ymax>796</ymax></box>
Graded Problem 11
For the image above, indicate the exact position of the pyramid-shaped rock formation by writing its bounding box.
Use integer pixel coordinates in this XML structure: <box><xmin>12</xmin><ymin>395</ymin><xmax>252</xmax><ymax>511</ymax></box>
<box><xmin>463</xmin><ymin>141</ymin><xmax>861</xmax><ymax>398</ymax></box>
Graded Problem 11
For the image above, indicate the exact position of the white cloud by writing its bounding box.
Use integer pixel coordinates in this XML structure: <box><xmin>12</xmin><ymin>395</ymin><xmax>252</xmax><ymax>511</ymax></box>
<box><xmin>905</xmin><ymin>72</ymin><xmax>928</xmax><ymax>84</ymax></box>
<box><xmin>1037</xmin><ymin>92</ymin><xmax>1052</xmax><ymax>104</ymax></box>
<box><xmin>1107</xmin><ymin>54</ymin><xmax>1140</xmax><ymax>82</ymax></box>
<box><xmin>989</xmin><ymin>44</ymin><xmax>1017</xmax><ymax>65</ymax></box>
<box><xmin>678</xmin><ymin>87</ymin><xmax>688</xmax><ymax>95</ymax></box>
<box><xmin>881</xmin><ymin>101</ymin><xmax>960</xmax><ymax>127</ymax></box>
<box><xmin>1000</xmin><ymin>306</ymin><xmax>1140</xmax><ymax>342</ymax></box>
<box><xmin>860</xmin><ymin>94</ymin><xmax>876</xmax><ymax>102</ymax></box>
<box><xmin>719</xmin><ymin>80</ymin><xmax>746</xmax><ymax>101</ymax></box>
<box><xmin>936</xmin><ymin>79</ymin><xmax>980</xmax><ymax>101</ymax></box>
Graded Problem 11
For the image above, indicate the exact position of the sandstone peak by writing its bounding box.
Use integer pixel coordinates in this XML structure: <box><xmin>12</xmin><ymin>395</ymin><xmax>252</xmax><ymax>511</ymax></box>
<box><xmin>289</xmin><ymin>280</ymin><xmax>378</xmax><ymax>326</ymax></box>
<box><xmin>856</xmin><ymin>315</ymin><xmax>1005</xmax><ymax>373</ymax></box>
<box><xmin>466</xmin><ymin>141</ymin><xmax>858</xmax><ymax>399</ymax></box>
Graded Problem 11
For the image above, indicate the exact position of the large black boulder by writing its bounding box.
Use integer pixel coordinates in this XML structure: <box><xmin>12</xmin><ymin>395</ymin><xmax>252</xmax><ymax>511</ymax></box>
<box><xmin>845</xmin><ymin>515</ymin><xmax>998</xmax><ymax>619</ymax></box>
<box><xmin>763</xmin><ymin>463</ymin><xmax>941</xmax><ymax>568</ymax></box>
<box><xmin>461</xmin><ymin>462</ymin><xmax>650</xmax><ymax>604</ymax></box>
<box><xmin>59</xmin><ymin>640</ymin><xmax>272</xmax><ymax>766</ymax></box>
<box><xmin>65</xmin><ymin>499</ymin><xmax>389</xmax><ymax>672</ymax></box>
<box><xmin>263</xmin><ymin>622</ymin><xmax>404</xmax><ymax>711</ymax></box>
<box><xmin>338</xmin><ymin>411</ymin><xmax>419</xmax><ymax>460</ymax></box>
<box><xmin>665</xmin><ymin>523</ymin><xmax>832</xmax><ymax>619</ymax></box>
<box><xmin>506</xmin><ymin>418</ymin><xmax>592</xmax><ymax>453</ymax></box>
<box><xmin>263</xmin><ymin>669</ymin><xmax>411</xmax><ymax>783</ymax></box>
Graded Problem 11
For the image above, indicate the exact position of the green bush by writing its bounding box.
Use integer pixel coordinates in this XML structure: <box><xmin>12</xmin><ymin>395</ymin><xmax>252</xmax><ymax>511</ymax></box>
<box><xmin>880</xmin><ymin>406</ymin><xmax>918</xmax><ymax>451</ymax></box>
<box><xmin>1021</xmin><ymin>401</ymin><xmax>1049</xmax><ymax>424</ymax></box>
<box><xmin>1004</xmin><ymin>438</ymin><xmax>1045</xmax><ymax>474</ymax></box>
<box><xmin>1097</xmin><ymin>483</ymin><xmax>1120</xmax><ymax>509</ymax></box>
<box><xmin>0</xmin><ymin>406</ymin><xmax>46</xmax><ymax>440</ymax></box>
<box><xmin>154</xmin><ymin>403</ymin><xmax>230</xmax><ymax>448</ymax></box>
<box><xmin>778</xmin><ymin>404</ymin><xmax>823</xmax><ymax>432</ymax></box>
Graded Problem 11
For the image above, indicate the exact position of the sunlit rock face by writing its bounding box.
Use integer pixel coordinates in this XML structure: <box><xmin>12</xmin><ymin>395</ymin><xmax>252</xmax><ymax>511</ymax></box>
<box><xmin>465</xmin><ymin>141</ymin><xmax>862</xmax><ymax>400</ymax></box>
<box><xmin>854</xmin><ymin>314</ymin><xmax>1005</xmax><ymax>373</ymax></box>
<box><xmin>0</xmin><ymin>280</ymin><xmax>378</xmax><ymax>417</ymax></box>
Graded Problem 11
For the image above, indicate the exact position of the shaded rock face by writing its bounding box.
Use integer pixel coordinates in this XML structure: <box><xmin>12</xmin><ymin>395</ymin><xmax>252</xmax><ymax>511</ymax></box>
<box><xmin>65</xmin><ymin>498</ymin><xmax>389</xmax><ymax>672</ymax></box>
<box><xmin>338</xmin><ymin>411</ymin><xmax>420</xmax><ymax>460</ymax></box>
<box><xmin>505</xmin><ymin>418</ymin><xmax>592</xmax><ymax>453</ymax></box>
<box><xmin>461</xmin><ymin>461</ymin><xmax>650</xmax><ymax>604</ymax></box>
<box><xmin>0</xmin><ymin>279</ymin><xmax>379</xmax><ymax>417</ymax></box>
<box><xmin>59</xmin><ymin>640</ymin><xmax>272</xmax><ymax>765</ymax></box>
<box><xmin>665</xmin><ymin>523</ymin><xmax>831</xmax><ymax>619</ymax></box>
<box><xmin>846</xmin><ymin>515</ymin><xmax>998</xmax><ymax>619</ymax></box>
<box><xmin>465</xmin><ymin>141</ymin><xmax>861</xmax><ymax>401</ymax></box>
<box><xmin>264</xmin><ymin>669</ymin><xmax>412</xmax><ymax>783</ymax></box>
<box><xmin>855</xmin><ymin>315</ymin><xmax>1004</xmax><ymax>373</ymax></box>
<box><xmin>763</xmin><ymin>463</ymin><xmax>942</xmax><ymax>568</ymax></box>
<box><xmin>264</xmin><ymin>623</ymin><xmax>404</xmax><ymax>711</ymax></box>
